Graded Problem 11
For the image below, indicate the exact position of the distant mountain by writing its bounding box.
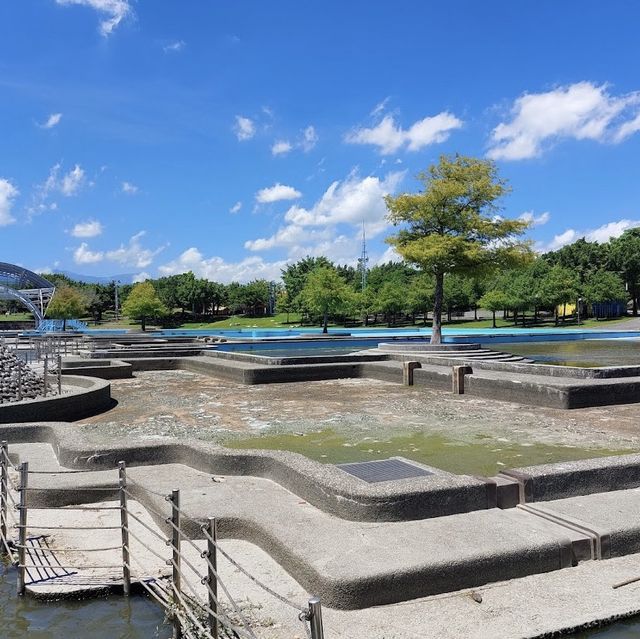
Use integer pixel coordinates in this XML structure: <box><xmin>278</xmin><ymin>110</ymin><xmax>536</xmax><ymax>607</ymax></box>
<box><xmin>54</xmin><ymin>270</ymin><xmax>137</xmax><ymax>285</ymax></box>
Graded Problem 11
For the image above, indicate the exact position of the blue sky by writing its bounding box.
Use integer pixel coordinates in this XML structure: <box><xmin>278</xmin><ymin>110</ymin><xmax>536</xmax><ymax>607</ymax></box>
<box><xmin>2</xmin><ymin>1</ymin><xmax>640</xmax><ymax>282</ymax></box>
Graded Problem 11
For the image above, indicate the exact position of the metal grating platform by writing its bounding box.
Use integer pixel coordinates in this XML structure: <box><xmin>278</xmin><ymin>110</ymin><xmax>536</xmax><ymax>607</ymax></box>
<box><xmin>336</xmin><ymin>458</ymin><xmax>433</xmax><ymax>483</ymax></box>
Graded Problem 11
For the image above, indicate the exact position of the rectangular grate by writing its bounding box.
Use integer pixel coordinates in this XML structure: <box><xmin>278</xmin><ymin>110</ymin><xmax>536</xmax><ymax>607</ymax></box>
<box><xmin>336</xmin><ymin>458</ymin><xmax>433</xmax><ymax>483</ymax></box>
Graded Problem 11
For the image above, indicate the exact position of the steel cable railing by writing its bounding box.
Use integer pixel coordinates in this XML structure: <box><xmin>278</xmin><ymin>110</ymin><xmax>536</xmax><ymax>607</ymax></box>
<box><xmin>0</xmin><ymin>445</ymin><xmax>326</xmax><ymax>638</ymax></box>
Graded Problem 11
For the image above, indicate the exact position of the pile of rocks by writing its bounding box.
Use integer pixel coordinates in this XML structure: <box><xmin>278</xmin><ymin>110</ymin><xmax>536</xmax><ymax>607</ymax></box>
<box><xmin>0</xmin><ymin>345</ymin><xmax>47</xmax><ymax>403</ymax></box>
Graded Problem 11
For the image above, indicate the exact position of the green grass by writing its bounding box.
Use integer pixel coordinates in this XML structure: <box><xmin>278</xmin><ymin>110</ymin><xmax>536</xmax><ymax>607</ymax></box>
<box><xmin>445</xmin><ymin>315</ymin><xmax>636</xmax><ymax>330</ymax></box>
<box><xmin>178</xmin><ymin>313</ymin><xmax>304</xmax><ymax>329</ymax></box>
<box><xmin>0</xmin><ymin>313</ymin><xmax>32</xmax><ymax>322</ymax></box>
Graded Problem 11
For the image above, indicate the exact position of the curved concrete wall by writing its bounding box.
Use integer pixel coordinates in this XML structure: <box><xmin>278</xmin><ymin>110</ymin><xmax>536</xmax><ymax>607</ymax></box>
<box><xmin>0</xmin><ymin>376</ymin><xmax>112</xmax><ymax>423</ymax></box>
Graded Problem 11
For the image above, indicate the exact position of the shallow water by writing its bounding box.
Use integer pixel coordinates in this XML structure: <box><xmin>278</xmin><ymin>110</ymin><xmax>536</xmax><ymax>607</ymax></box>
<box><xmin>573</xmin><ymin>618</ymin><xmax>640</xmax><ymax>637</ymax></box>
<box><xmin>227</xmin><ymin>428</ymin><xmax>631</xmax><ymax>476</ymax></box>
<box><xmin>0</xmin><ymin>559</ymin><xmax>170</xmax><ymax>638</ymax></box>
<box><xmin>494</xmin><ymin>339</ymin><xmax>640</xmax><ymax>367</ymax></box>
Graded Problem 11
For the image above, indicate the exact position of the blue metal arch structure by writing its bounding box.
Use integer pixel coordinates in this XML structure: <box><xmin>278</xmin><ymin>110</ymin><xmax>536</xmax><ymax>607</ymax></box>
<box><xmin>0</xmin><ymin>263</ymin><xmax>55</xmax><ymax>323</ymax></box>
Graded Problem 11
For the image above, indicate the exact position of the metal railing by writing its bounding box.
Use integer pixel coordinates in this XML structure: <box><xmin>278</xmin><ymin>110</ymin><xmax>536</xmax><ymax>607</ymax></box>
<box><xmin>0</xmin><ymin>443</ymin><xmax>325</xmax><ymax>639</ymax></box>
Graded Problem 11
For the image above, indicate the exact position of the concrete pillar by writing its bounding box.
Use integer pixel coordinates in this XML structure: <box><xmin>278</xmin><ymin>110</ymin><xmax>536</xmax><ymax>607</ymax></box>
<box><xmin>452</xmin><ymin>365</ymin><xmax>472</xmax><ymax>394</ymax></box>
<box><xmin>402</xmin><ymin>361</ymin><xmax>422</xmax><ymax>386</ymax></box>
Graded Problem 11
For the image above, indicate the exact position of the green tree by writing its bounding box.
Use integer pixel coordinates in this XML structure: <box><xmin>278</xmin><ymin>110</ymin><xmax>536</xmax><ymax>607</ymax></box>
<box><xmin>281</xmin><ymin>256</ymin><xmax>334</xmax><ymax>307</ymax></box>
<box><xmin>121</xmin><ymin>281</ymin><xmax>168</xmax><ymax>331</ymax></box>
<box><xmin>407</xmin><ymin>275</ymin><xmax>434</xmax><ymax>325</ymax></box>
<box><xmin>46</xmin><ymin>286</ymin><xmax>87</xmax><ymax>331</ymax></box>
<box><xmin>385</xmin><ymin>155</ymin><xmax>531</xmax><ymax>343</ymax></box>
<box><xmin>478</xmin><ymin>289</ymin><xmax>510</xmax><ymax>328</ymax></box>
<box><xmin>443</xmin><ymin>274</ymin><xmax>471</xmax><ymax>322</ymax></box>
<box><xmin>377</xmin><ymin>280</ymin><xmax>406</xmax><ymax>326</ymax></box>
<box><xmin>608</xmin><ymin>229</ymin><xmax>640</xmax><ymax>315</ymax></box>
<box><xmin>538</xmin><ymin>264</ymin><xmax>579</xmax><ymax>324</ymax></box>
<box><xmin>584</xmin><ymin>271</ymin><xmax>627</xmax><ymax>305</ymax></box>
<box><xmin>300</xmin><ymin>267</ymin><xmax>352</xmax><ymax>333</ymax></box>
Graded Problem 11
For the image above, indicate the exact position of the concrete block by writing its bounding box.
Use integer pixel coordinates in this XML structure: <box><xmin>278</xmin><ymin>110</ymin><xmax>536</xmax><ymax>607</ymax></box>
<box><xmin>452</xmin><ymin>365</ymin><xmax>473</xmax><ymax>394</ymax></box>
<box><xmin>402</xmin><ymin>361</ymin><xmax>422</xmax><ymax>386</ymax></box>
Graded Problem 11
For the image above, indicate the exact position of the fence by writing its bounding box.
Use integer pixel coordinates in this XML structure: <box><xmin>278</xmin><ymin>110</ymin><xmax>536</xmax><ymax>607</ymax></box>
<box><xmin>0</xmin><ymin>441</ymin><xmax>324</xmax><ymax>639</ymax></box>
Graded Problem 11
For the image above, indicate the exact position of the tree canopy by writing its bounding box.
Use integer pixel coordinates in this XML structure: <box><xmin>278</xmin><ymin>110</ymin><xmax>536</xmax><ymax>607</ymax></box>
<box><xmin>121</xmin><ymin>281</ymin><xmax>168</xmax><ymax>331</ymax></box>
<box><xmin>385</xmin><ymin>154</ymin><xmax>531</xmax><ymax>342</ymax></box>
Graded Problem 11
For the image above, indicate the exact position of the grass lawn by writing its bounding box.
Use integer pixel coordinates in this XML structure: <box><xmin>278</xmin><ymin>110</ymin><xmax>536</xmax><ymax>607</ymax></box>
<box><xmin>0</xmin><ymin>313</ymin><xmax>33</xmax><ymax>322</ymax></box>
<box><xmin>444</xmin><ymin>316</ymin><xmax>636</xmax><ymax>330</ymax></box>
<box><xmin>178</xmin><ymin>313</ymin><xmax>304</xmax><ymax>329</ymax></box>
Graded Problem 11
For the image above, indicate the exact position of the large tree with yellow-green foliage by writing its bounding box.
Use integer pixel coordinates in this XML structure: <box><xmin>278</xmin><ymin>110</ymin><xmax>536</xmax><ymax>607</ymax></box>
<box><xmin>385</xmin><ymin>155</ymin><xmax>532</xmax><ymax>344</ymax></box>
<box><xmin>300</xmin><ymin>266</ymin><xmax>353</xmax><ymax>333</ymax></box>
<box><xmin>121</xmin><ymin>281</ymin><xmax>168</xmax><ymax>331</ymax></box>
<box><xmin>45</xmin><ymin>285</ymin><xmax>87</xmax><ymax>331</ymax></box>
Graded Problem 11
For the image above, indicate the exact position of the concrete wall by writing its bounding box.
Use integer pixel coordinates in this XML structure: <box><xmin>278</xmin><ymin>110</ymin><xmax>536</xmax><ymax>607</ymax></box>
<box><xmin>0</xmin><ymin>376</ymin><xmax>112</xmax><ymax>423</ymax></box>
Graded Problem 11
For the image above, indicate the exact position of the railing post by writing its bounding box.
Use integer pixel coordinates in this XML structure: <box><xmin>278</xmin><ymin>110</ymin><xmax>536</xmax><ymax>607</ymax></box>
<box><xmin>57</xmin><ymin>354</ymin><xmax>62</xmax><ymax>395</ymax></box>
<box><xmin>17</xmin><ymin>461</ymin><xmax>28</xmax><ymax>596</ymax></box>
<box><xmin>171</xmin><ymin>489</ymin><xmax>182</xmax><ymax>639</ymax></box>
<box><xmin>207</xmin><ymin>517</ymin><xmax>218</xmax><ymax>639</ymax></box>
<box><xmin>0</xmin><ymin>441</ymin><xmax>7</xmax><ymax>544</ymax></box>
<box><xmin>308</xmin><ymin>596</ymin><xmax>324</xmax><ymax>639</ymax></box>
<box><xmin>118</xmin><ymin>461</ymin><xmax>131</xmax><ymax>596</ymax></box>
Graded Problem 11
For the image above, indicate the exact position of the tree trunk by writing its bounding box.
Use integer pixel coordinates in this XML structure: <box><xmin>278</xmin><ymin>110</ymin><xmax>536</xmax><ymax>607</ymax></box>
<box><xmin>555</xmin><ymin>307</ymin><xmax>559</xmax><ymax>326</ymax></box>
<box><xmin>63</xmin><ymin>318</ymin><xmax>67</xmax><ymax>331</ymax></box>
<box><xmin>492</xmin><ymin>310</ymin><xmax>496</xmax><ymax>329</ymax></box>
<box><xmin>633</xmin><ymin>286</ymin><xmax>638</xmax><ymax>316</ymax></box>
<box><xmin>322</xmin><ymin>309</ymin><xmax>328</xmax><ymax>334</ymax></box>
<box><xmin>431</xmin><ymin>272</ymin><xmax>444</xmax><ymax>344</ymax></box>
<box><xmin>141</xmin><ymin>316</ymin><xmax>146</xmax><ymax>332</ymax></box>
<box><xmin>474</xmin><ymin>305</ymin><xmax>478</xmax><ymax>321</ymax></box>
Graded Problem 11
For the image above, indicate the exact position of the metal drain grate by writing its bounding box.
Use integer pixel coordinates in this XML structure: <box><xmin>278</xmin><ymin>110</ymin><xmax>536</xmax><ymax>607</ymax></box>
<box><xmin>336</xmin><ymin>458</ymin><xmax>433</xmax><ymax>483</ymax></box>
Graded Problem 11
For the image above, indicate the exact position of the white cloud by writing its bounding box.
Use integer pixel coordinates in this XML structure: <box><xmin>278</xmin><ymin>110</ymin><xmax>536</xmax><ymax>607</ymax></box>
<box><xmin>246</xmin><ymin>170</ymin><xmax>405</xmax><ymax>257</ymax></box>
<box><xmin>0</xmin><ymin>179</ymin><xmax>19</xmax><ymax>226</ymax></box>
<box><xmin>301</xmin><ymin>125</ymin><xmax>318</xmax><ymax>152</ymax></box>
<box><xmin>488</xmin><ymin>81</ymin><xmax>640</xmax><ymax>160</ymax></box>
<box><xmin>370</xmin><ymin>97</ymin><xmax>391</xmax><ymax>117</ymax></box>
<box><xmin>132</xmin><ymin>271</ymin><xmax>150</xmax><ymax>283</ymax></box>
<box><xmin>539</xmin><ymin>219</ymin><xmax>640</xmax><ymax>252</ymax></box>
<box><xmin>346</xmin><ymin>112</ymin><xmax>463</xmax><ymax>154</ymax></box>
<box><xmin>39</xmin><ymin>113</ymin><xmax>62</xmax><ymax>129</ymax></box>
<box><xmin>519</xmin><ymin>211</ymin><xmax>550</xmax><ymax>227</ymax></box>
<box><xmin>163</xmin><ymin>40</ymin><xmax>185</xmax><ymax>53</ymax></box>
<box><xmin>234</xmin><ymin>116</ymin><xmax>255</xmax><ymax>141</ymax></box>
<box><xmin>55</xmin><ymin>0</ymin><xmax>132</xmax><ymax>36</ymax></box>
<box><xmin>71</xmin><ymin>220</ymin><xmax>103</xmax><ymax>238</ymax></box>
<box><xmin>105</xmin><ymin>231</ymin><xmax>164</xmax><ymax>268</ymax></box>
<box><xmin>229</xmin><ymin>201</ymin><xmax>242</xmax><ymax>214</ymax></box>
<box><xmin>255</xmin><ymin>183</ymin><xmax>302</xmax><ymax>204</ymax></box>
<box><xmin>74</xmin><ymin>242</ymin><xmax>104</xmax><ymax>264</ymax></box>
<box><xmin>60</xmin><ymin>164</ymin><xmax>85</xmax><ymax>196</ymax></box>
<box><xmin>377</xmin><ymin>245</ymin><xmax>402</xmax><ymax>264</ymax></box>
<box><xmin>121</xmin><ymin>181</ymin><xmax>138</xmax><ymax>194</ymax></box>
<box><xmin>158</xmin><ymin>248</ymin><xmax>287</xmax><ymax>284</ymax></box>
<box><xmin>271</xmin><ymin>140</ymin><xmax>292</xmax><ymax>156</ymax></box>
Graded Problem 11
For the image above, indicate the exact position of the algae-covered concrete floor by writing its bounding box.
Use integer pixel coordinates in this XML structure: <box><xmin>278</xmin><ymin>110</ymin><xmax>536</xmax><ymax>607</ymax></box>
<box><xmin>76</xmin><ymin>371</ymin><xmax>640</xmax><ymax>476</ymax></box>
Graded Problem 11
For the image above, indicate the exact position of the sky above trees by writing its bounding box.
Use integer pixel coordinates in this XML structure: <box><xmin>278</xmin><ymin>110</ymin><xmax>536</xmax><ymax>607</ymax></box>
<box><xmin>2</xmin><ymin>1</ymin><xmax>640</xmax><ymax>282</ymax></box>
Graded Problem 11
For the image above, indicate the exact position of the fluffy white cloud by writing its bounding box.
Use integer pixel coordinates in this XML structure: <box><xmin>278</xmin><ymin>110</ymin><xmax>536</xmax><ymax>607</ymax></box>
<box><xmin>301</xmin><ymin>125</ymin><xmax>318</xmax><ymax>152</ymax></box>
<box><xmin>121</xmin><ymin>181</ymin><xmax>138</xmax><ymax>194</ymax></box>
<box><xmin>519</xmin><ymin>211</ymin><xmax>550</xmax><ymax>227</ymax></box>
<box><xmin>60</xmin><ymin>164</ymin><xmax>85</xmax><ymax>196</ymax></box>
<box><xmin>71</xmin><ymin>220</ymin><xmax>103</xmax><ymax>238</ymax></box>
<box><xmin>0</xmin><ymin>179</ymin><xmax>19</xmax><ymax>226</ymax></box>
<box><xmin>234</xmin><ymin>116</ymin><xmax>255</xmax><ymax>141</ymax></box>
<box><xmin>255</xmin><ymin>183</ymin><xmax>302</xmax><ymax>203</ymax></box>
<box><xmin>132</xmin><ymin>271</ymin><xmax>150</xmax><ymax>283</ymax></box>
<box><xmin>271</xmin><ymin>140</ymin><xmax>292</xmax><ymax>156</ymax></box>
<box><xmin>229</xmin><ymin>201</ymin><xmax>242</xmax><ymax>214</ymax></box>
<box><xmin>159</xmin><ymin>248</ymin><xmax>287</xmax><ymax>284</ymax></box>
<box><xmin>163</xmin><ymin>40</ymin><xmax>185</xmax><ymax>53</ymax></box>
<box><xmin>346</xmin><ymin>112</ymin><xmax>463</xmax><ymax>154</ymax></box>
<box><xmin>39</xmin><ymin>113</ymin><xmax>62</xmax><ymax>129</ymax></box>
<box><xmin>74</xmin><ymin>242</ymin><xmax>104</xmax><ymax>264</ymax></box>
<box><xmin>539</xmin><ymin>219</ymin><xmax>640</xmax><ymax>252</ymax></box>
<box><xmin>105</xmin><ymin>231</ymin><xmax>164</xmax><ymax>268</ymax></box>
<box><xmin>246</xmin><ymin>170</ymin><xmax>405</xmax><ymax>258</ymax></box>
<box><xmin>55</xmin><ymin>0</ymin><xmax>132</xmax><ymax>36</ymax></box>
<box><xmin>488</xmin><ymin>82</ymin><xmax>640</xmax><ymax>160</ymax></box>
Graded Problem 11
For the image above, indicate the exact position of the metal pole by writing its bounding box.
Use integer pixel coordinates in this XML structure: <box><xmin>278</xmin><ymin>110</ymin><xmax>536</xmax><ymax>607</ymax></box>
<box><xmin>119</xmin><ymin>461</ymin><xmax>131</xmax><ymax>596</ymax></box>
<box><xmin>17</xmin><ymin>461</ymin><xmax>28</xmax><ymax>596</ymax></box>
<box><xmin>171</xmin><ymin>489</ymin><xmax>181</xmax><ymax>639</ymax></box>
<box><xmin>0</xmin><ymin>441</ymin><xmax>7</xmax><ymax>544</ymax></box>
<box><xmin>16</xmin><ymin>367</ymin><xmax>22</xmax><ymax>401</ymax></box>
<box><xmin>57</xmin><ymin>354</ymin><xmax>62</xmax><ymax>395</ymax></box>
<box><xmin>308</xmin><ymin>596</ymin><xmax>324</xmax><ymax>639</ymax></box>
<box><xmin>206</xmin><ymin>517</ymin><xmax>218</xmax><ymax>639</ymax></box>
<box><xmin>43</xmin><ymin>356</ymin><xmax>48</xmax><ymax>397</ymax></box>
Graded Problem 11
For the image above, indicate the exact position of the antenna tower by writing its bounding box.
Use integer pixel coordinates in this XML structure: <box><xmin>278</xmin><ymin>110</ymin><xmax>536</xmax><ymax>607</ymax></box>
<box><xmin>358</xmin><ymin>221</ymin><xmax>369</xmax><ymax>291</ymax></box>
